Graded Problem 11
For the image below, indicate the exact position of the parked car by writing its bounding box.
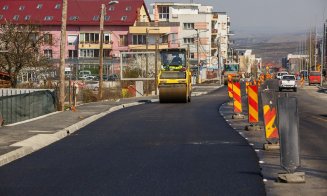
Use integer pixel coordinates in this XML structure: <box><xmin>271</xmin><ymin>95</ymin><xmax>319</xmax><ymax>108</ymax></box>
<box><xmin>276</xmin><ymin>71</ymin><xmax>288</xmax><ymax>80</ymax></box>
<box><xmin>279</xmin><ymin>74</ymin><xmax>297</xmax><ymax>92</ymax></box>
<box><xmin>308</xmin><ymin>71</ymin><xmax>321</xmax><ymax>85</ymax></box>
<box><xmin>107</xmin><ymin>74</ymin><xmax>120</xmax><ymax>81</ymax></box>
<box><xmin>85</xmin><ymin>81</ymin><xmax>99</xmax><ymax>91</ymax></box>
<box><xmin>79</xmin><ymin>70</ymin><xmax>92</xmax><ymax>76</ymax></box>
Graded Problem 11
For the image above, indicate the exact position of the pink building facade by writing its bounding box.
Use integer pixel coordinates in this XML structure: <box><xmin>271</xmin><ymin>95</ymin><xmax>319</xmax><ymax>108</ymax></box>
<box><xmin>0</xmin><ymin>0</ymin><xmax>180</xmax><ymax>77</ymax></box>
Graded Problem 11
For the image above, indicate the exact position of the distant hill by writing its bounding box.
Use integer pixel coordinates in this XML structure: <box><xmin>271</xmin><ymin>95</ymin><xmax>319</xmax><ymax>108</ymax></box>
<box><xmin>233</xmin><ymin>33</ymin><xmax>305</xmax><ymax>65</ymax></box>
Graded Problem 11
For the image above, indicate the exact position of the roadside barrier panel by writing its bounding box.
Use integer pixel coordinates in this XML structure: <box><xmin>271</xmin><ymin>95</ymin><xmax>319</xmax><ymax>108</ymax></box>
<box><xmin>261</xmin><ymin>90</ymin><xmax>279</xmax><ymax>149</ymax></box>
<box><xmin>233</xmin><ymin>82</ymin><xmax>242</xmax><ymax>113</ymax></box>
<box><xmin>232</xmin><ymin>82</ymin><xmax>245</xmax><ymax>119</ymax></box>
<box><xmin>0</xmin><ymin>90</ymin><xmax>56</xmax><ymax>125</ymax></box>
<box><xmin>228</xmin><ymin>81</ymin><xmax>233</xmax><ymax>99</ymax></box>
<box><xmin>245</xmin><ymin>85</ymin><xmax>262</xmax><ymax>131</ymax></box>
<box><xmin>248</xmin><ymin>85</ymin><xmax>259</xmax><ymax>123</ymax></box>
<box><xmin>277</xmin><ymin>97</ymin><xmax>305</xmax><ymax>183</ymax></box>
<box><xmin>227</xmin><ymin>81</ymin><xmax>234</xmax><ymax>106</ymax></box>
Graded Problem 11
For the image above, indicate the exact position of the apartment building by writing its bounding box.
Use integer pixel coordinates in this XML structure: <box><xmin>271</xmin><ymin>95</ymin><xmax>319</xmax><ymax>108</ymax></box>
<box><xmin>0</xmin><ymin>0</ymin><xmax>155</xmax><ymax>75</ymax></box>
<box><xmin>151</xmin><ymin>2</ymin><xmax>230</xmax><ymax>68</ymax></box>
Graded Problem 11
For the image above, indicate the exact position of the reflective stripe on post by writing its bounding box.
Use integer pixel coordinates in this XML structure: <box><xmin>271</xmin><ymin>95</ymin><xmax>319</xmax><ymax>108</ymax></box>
<box><xmin>232</xmin><ymin>82</ymin><xmax>242</xmax><ymax>113</ymax></box>
<box><xmin>247</xmin><ymin>85</ymin><xmax>259</xmax><ymax>123</ymax></box>
<box><xmin>261</xmin><ymin>90</ymin><xmax>279</xmax><ymax>143</ymax></box>
<box><xmin>228</xmin><ymin>81</ymin><xmax>233</xmax><ymax>98</ymax></box>
<box><xmin>263</xmin><ymin>105</ymin><xmax>278</xmax><ymax>138</ymax></box>
<box><xmin>245</xmin><ymin>82</ymin><xmax>249</xmax><ymax>94</ymax></box>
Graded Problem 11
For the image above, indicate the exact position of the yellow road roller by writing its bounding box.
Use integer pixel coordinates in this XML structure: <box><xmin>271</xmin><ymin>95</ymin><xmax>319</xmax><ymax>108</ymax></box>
<box><xmin>158</xmin><ymin>49</ymin><xmax>192</xmax><ymax>103</ymax></box>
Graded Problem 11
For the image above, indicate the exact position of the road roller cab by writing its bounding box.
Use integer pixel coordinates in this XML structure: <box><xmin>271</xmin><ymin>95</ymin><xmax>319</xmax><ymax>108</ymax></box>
<box><xmin>158</xmin><ymin>49</ymin><xmax>192</xmax><ymax>103</ymax></box>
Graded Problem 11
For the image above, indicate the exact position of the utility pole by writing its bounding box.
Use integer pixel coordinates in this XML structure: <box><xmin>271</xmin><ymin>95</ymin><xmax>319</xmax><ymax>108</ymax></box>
<box><xmin>58</xmin><ymin>0</ymin><xmax>68</xmax><ymax>111</ymax></box>
<box><xmin>217</xmin><ymin>35</ymin><xmax>221</xmax><ymax>85</ymax></box>
<box><xmin>315</xmin><ymin>27</ymin><xmax>317</xmax><ymax>71</ymax></box>
<box><xmin>98</xmin><ymin>4</ymin><xmax>105</xmax><ymax>100</ymax></box>
<box><xmin>146</xmin><ymin>28</ymin><xmax>149</xmax><ymax>95</ymax></box>
<box><xmin>196</xmin><ymin>29</ymin><xmax>200</xmax><ymax>83</ymax></box>
<box><xmin>155</xmin><ymin>35</ymin><xmax>159</xmax><ymax>95</ymax></box>
<box><xmin>321</xmin><ymin>37</ymin><xmax>324</xmax><ymax>86</ymax></box>
<box><xmin>309</xmin><ymin>29</ymin><xmax>312</xmax><ymax>71</ymax></box>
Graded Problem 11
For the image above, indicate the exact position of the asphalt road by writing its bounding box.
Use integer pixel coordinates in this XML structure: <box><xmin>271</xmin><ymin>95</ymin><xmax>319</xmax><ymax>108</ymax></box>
<box><xmin>296</xmin><ymin>87</ymin><xmax>327</xmax><ymax>187</ymax></box>
<box><xmin>0</xmin><ymin>88</ymin><xmax>266</xmax><ymax>196</ymax></box>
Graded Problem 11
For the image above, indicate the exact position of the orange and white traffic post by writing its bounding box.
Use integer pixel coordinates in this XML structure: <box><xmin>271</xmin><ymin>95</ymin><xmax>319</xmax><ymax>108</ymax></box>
<box><xmin>232</xmin><ymin>82</ymin><xmax>245</xmax><ymax>119</ymax></box>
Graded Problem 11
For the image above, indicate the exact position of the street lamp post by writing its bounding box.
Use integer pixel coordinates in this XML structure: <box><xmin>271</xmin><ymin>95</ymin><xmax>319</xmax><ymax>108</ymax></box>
<box><xmin>99</xmin><ymin>0</ymin><xmax>119</xmax><ymax>100</ymax></box>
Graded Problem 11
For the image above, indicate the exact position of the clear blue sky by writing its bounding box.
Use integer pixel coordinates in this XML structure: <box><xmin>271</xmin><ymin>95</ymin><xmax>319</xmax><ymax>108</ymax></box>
<box><xmin>145</xmin><ymin>0</ymin><xmax>327</xmax><ymax>35</ymax></box>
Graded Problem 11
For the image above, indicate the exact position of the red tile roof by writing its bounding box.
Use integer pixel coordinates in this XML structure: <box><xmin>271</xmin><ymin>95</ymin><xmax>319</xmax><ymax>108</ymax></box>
<box><xmin>0</xmin><ymin>0</ymin><xmax>149</xmax><ymax>26</ymax></box>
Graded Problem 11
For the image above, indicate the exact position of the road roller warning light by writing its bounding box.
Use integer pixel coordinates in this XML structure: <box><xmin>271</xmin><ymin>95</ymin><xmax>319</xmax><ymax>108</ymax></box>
<box><xmin>158</xmin><ymin>49</ymin><xmax>192</xmax><ymax>103</ymax></box>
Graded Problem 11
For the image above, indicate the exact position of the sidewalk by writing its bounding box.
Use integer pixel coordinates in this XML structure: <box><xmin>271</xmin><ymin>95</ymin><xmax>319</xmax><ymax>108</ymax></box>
<box><xmin>0</xmin><ymin>84</ymin><xmax>221</xmax><ymax>167</ymax></box>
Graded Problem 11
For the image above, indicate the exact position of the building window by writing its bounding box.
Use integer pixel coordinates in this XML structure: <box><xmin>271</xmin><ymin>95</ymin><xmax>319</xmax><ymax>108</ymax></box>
<box><xmin>69</xmin><ymin>16</ymin><xmax>79</xmax><ymax>21</ymax></box>
<box><xmin>37</xmin><ymin>4</ymin><xmax>43</xmax><ymax>9</ymax></box>
<box><xmin>93</xmin><ymin>15</ymin><xmax>99</xmax><ymax>21</ymax></box>
<box><xmin>13</xmin><ymin>15</ymin><xmax>19</xmax><ymax>21</ymax></box>
<box><xmin>125</xmin><ymin>6</ymin><xmax>131</xmax><ymax>11</ymax></box>
<box><xmin>158</xmin><ymin>6</ymin><xmax>169</xmax><ymax>19</ymax></box>
<box><xmin>183</xmin><ymin>23</ymin><xmax>194</xmax><ymax>30</ymax></box>
<box><xmin>103</xmin><ymin>49</ymin><xmax>110</xmax><ymax>57</ymax></box>
<box><xmin>44</xmin><ymin>34</ymin><xmax>53</xmax><ymax>45</ymax></box>
<box><xmin>104</xmin><ymin>16</ymin><xmax>110</xmax><ymax>21</ymax></box>
<box><xmin>161</xmin><ymin>35</ymin><xmax>168</xmax><ymax>43</ymax></box>
<box><xmin>183</xmin><ymin>38</ymin><xmax>194</xmax><ymax>44</ymax></box>
<box><xmin>79</xmin><ymin>33</ymin><xmax>99</xmax><ymax>44</ymax></box>
<box><xmin>68</xmin><ymin>35</ymin><xmax>78</xmax><ymax>45</ymax></box>
<box><xmin>55</xmin><ymin>3</ymin><xmax>61</xmax><ymax>9</ymax></box>
<box><xmin>80</xmin><ymin>49</ymin><xmax>99</xmax><ymax>58</ymax></box>
<box><xmin>44</xmin><ymin>49</ymin><xmax>53</xmax><ymax>58</ymax></box>
<box><xmin>69</xmin><ymin>50</ymin><xmax>78</xmax><ymax>58</ymax></box>
<box><xmin>170</xmin><ymin>33</ymin><xmax>177</xmax><ymax>44</ymax></box>
<box><xmin>121</xmin><ymin>16</ymin><xmax>127</xmax><ymax>21</ymax></box>
<box><xmin>190</xmin><ymin>53</ymin><xmax>195</xmax><ymax>59</ymax></box>
<box><xmin>19</xmin><ymin>6</ymin><xmax>25</xmax><ymax>11</ymax></box>
<box><xmin>104</xmin><ymin>33</ymin><xmax>111</xmax><ymax>44</ymax></box>
<box><xmin>44</xmin><ymin>16</ymin><xmax>53</xmax><ymax>21</ymax></box>
<box><xmin>0</xmin><ymin>15</ymin><xmax>3</xmax><ymax>20</ymax></box>
<box><xmin>108</xmin><ymin>6</ymin><xmax>114</xmax><ymax>11</ymax></box>
<box><xmin>119</xmin><ymin>35</ymin><xmax>128</xmax><ymax>46</ymax></box>
<box><xmin>24</xmin><ymin>15</ymin><xmax>31</xmax><ymax>21</ymax></box>
<box><xmin>132</xmin><ymin>35</ymin><xmax>146</xmax><ymax>45</ymax></box>
<box><xmin>3</xmin><ymin>5</ymin><xmax>9</xmax><ymax>10</ymax></box>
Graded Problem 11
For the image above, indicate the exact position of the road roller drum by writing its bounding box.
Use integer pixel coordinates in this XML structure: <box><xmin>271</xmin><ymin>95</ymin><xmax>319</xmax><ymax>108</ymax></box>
<box><xmin>159</xmin><ymin>84</ymin><xmax>187</xmax><ymax>103</ymax></box>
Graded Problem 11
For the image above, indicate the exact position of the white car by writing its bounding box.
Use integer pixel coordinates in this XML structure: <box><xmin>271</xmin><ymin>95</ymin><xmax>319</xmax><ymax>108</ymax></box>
<box><xmin>276</xmin><ymin>71</ymin><xmax>288</xmax><ymax>80</ymax></box>
<box><xmin>85</xmin><ymin>81</ymin><xmax>99</xmax><ymax>91</ymax></box>
<box><xmin>279</xmin><ymin>75</ymin><xmax>297</xmax><ymax>92</ymax></box>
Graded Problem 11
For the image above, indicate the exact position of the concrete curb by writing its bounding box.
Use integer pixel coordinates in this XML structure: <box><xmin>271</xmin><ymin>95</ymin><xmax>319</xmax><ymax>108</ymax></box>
<box><xmin>0</xmin><ymin>102</ymin><xmax>145</xmax><ymax>167</ymax></box>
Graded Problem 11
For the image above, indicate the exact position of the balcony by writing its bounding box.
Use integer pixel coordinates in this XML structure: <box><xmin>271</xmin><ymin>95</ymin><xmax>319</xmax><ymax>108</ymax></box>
<box><xmin>211</xmin><ymin>43</ymin><xmax>218</xmax><ymax>48</ymax></box>
<box><xmin>130</xmin><ymin>22</ymin><xmax>180</xmax><ymax>34</ymax></box>
<box><xmin>129</xmin><ymin>43</ymin><xmax>169</xmax><ymax>50</ymax></box>
<box><xmin>135</xmin><ymin>22</ymin><xmax>180</xmax><ymax>27</ymax></box>
<box><xmin>78</xmin><ymin>42</ymin><xmax>112</xmax><ymax>49</ymax></box>
<box><xmin>212</xmin><ymin>29</ymin><xmax>218</xmax><ymax>34</ymax></box>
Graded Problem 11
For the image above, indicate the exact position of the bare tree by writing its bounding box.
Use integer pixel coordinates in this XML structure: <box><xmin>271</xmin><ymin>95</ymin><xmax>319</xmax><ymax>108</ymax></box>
<box><xmin>0</xmin><ymin>22</ymin><xmax>52</xmax><ymax>87</ymax></box>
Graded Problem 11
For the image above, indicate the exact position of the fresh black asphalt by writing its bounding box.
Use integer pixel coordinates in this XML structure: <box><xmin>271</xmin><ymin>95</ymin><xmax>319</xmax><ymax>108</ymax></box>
<box><xmin>0</xmin><ymin>88</ymin><xmax>266</xmax><ymax>196</ymax></box>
